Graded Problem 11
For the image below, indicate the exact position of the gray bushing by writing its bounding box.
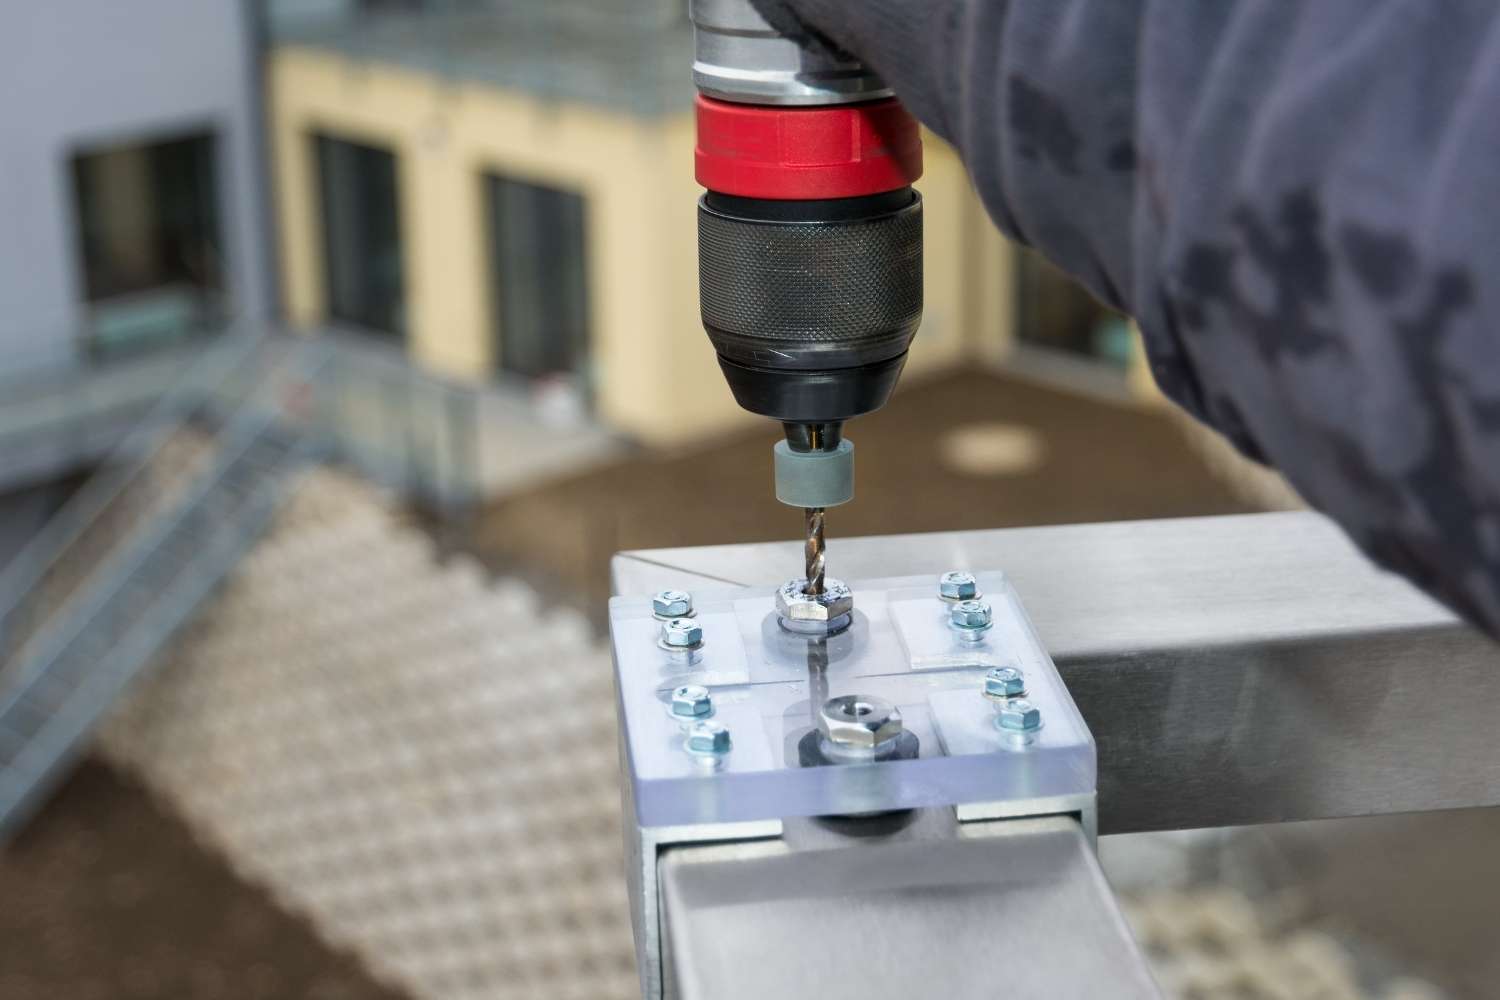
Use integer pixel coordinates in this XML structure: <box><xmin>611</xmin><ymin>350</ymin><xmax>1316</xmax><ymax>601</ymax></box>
<box><xmin>773</xmin><ymin>439</ymin><xmax>854</xmax><ymax>508</ymax></box>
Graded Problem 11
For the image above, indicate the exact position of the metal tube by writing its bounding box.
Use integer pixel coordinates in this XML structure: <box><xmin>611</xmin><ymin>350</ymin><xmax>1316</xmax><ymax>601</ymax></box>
<box><xmin>659</xmin><ymin>814</ymin><xmax>1161</xmax><ymax>1000</ymax></box>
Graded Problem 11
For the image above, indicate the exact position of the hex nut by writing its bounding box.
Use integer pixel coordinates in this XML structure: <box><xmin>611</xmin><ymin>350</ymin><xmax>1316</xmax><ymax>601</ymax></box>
<box><xmin>661</xmin><ymin>618</ymin><xmax>703</xmax><ymax>648</ymax></box>
<box><xmin>984</xmin><ymin>666</ymin><xmax>1026</xmax><ymax>699</ymax></box>
<box><xmin>686</xmin><ymin>720</ymin><xmax>731</xmax><ymax>754</ymax></box>
<box><xmin>671</xmin><ymin>684</ymin><xmax>713</xmax><ymax>718</ymax></box>
<box><xmin>950</xmin><ymin>599</ymin><xmax>993</xmax><ymax>630</ymax></box>
<box><xmin>775</xmin><ymin>578</ymin><xmax>854</xmax><ymax>624</ymax></box>
<box><xmin>818</xmin><ymin>694</ymin><xmax>903</xmax><ymax>750</ymax></box>
<box><xmin>653</xmin><ymin>589</ymin><xmax>694</xmax><ymax>618</ymax></box>
<box><xmin>998</xmin><ymin>699</ymin><xmax>1042</xmax><ymax>732</ymax></box>
<box><xmin>939</xmin><ymin>571</ymin><xmax>978</xmax><ymax>601</ymax></box>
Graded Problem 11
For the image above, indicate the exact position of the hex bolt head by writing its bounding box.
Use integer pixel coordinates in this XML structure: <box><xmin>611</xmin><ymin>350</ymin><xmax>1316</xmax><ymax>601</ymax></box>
<box><xmin>939</xmin><ymin>571</ymin><xmax>978</xmax><ymax>601</ymax></box>
<box><xmin>660</xmin><ymin>618</ymin><xmax>703</xmax><ymax>649</ymax></box>
<box><xmin>998</xmin><ymin>699</ymin><xmax>1042</xmax><ymax>732</ymax></box>
<box><xmin>686</xmin><ymin>720</ymin><xmax>731</xmax><ymax>754</ymax></box>
<box><xmin>671</xmin><ymin>684</ymin><xmax>713</xmax><ymax>718</ymax></box>
<box><xmin>818</xmin><ymin>694</ymin><xmax>903</xmax><ymax>751</ymax></box>
<box><xmin>984</xmin><ymin>666</ymin><xmax>1026</xmax><ymax>699</ymax></box>
<box><xmin>653</xmin><ymin>589</ymin><xmax>694</xmax><ymax>618</ymax></box>
<box><xmin>950</xmin><ymin>599</ymin><xmax>994</xmax><ymax>630</ymax></box>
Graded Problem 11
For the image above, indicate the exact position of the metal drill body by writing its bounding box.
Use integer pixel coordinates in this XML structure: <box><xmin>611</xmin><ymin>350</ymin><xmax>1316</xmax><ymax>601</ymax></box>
<box><xmin>690</xmin><ymin>0</ymin><xmax>923</xmax><ymax>595</ymax></box>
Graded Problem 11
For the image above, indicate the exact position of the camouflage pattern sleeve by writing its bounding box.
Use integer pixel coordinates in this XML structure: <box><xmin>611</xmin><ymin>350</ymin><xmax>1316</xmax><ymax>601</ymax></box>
<box><xmin>774</xmin><ymin>0</ymin><xmax>1500</xmax><ymax>636</ymax></box>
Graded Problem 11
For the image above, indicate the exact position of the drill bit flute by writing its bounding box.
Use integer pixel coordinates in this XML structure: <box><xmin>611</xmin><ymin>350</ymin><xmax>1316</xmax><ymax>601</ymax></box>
<box><xmin>804</xmin><ymin>507</ymin><xmax>826</xmax><ymax>596</ymax></box>
<box><xmin>803</xmin><ymin>424</ymin><xmax>827</xmax><ymax>596</ymax></box>
<box><xmin>770</xmin><ymin>422</ymin><xmax>855</xmax><ymax>633</ymax></box>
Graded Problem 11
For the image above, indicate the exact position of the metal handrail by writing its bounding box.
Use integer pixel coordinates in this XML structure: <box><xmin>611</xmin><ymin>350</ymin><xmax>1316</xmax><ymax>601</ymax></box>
<box><xmin>0</xmin><ymin>414</ymin><xmax>320</xmax><ymax>835</ymax></box>
<box><xmin>13</xmin><ymin>466</ymin><xmax>301</xmax><ymax>773</ymax></box>
<box><xmin>0</xmin><ymin>330</ymin><xmax>268</xmax><ymax>635</ymax></box>
<box><xmin>313</xmin><ymin>329</ymin><xmax>482</xmax><ymax>512</ymax></box>
<box><xmin>0</xmin><ymin>341</ymin><xmax>328</xmax><ymax>720</ymax></box>
<box><xmin>0</xmin><ymin>324</ymin><xmax>225</xmax><ymax>402</ymax></box>
<box><xmin>0</xmin><ymin>409</ymin><xmax>280</xmax><ymax>721</ymax></box>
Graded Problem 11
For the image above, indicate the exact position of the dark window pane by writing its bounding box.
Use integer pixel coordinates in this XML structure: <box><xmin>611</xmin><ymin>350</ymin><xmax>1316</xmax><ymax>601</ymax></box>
<box><xmin>1015</xmin><ymin>249</ymin><xmax>1133</xmax><ymax>369</ymax></box>
<box><xmin>485</xmin><ymin>174</ymin><xmax>590</xmax><ymax>382</ymax></box>
<box><xmin>315</xmin><ymin>134</ymin><xmax>406</xmax><ymax>339</ymax></box>
<box><xmin>70</xmin><ymin>131</ymin><xmax>224</xmax><ymax>354</ymax></box>
<box><xmin>357</xmin><ymin>0</ymin><xmax>427</xmax><ymax>13</ymax></box>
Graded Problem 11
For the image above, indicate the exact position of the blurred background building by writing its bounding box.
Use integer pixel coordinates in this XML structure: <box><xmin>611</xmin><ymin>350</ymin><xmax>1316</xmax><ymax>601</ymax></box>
<box><xmin>0</xmin><ymin>0</ymin><xmax>271</xmax><ymax>491</ymax></box>
<box><xmin>261</xmin><ymin>0</ymin><xmax>1013</xmax><ymax>444</ymax></box>
<box><xmin>5</xmin><ymin>3</ymin><xmax>1466</xmax><ymax>1000</ymax></box>
<box><xmin>0</xmin><ymin>0</ymin><xmax>1159</xmax><ymax>499</ymax></box>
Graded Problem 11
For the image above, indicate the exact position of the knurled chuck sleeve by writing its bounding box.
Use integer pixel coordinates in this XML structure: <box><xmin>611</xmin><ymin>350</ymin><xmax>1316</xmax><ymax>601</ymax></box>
<box><xmin>773</xmin><ymin>439</ymin><xmax>854</xmax><ymax>508</ymax></box>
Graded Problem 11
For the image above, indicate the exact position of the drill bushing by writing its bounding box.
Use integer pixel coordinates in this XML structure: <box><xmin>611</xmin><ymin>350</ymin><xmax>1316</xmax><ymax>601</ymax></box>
<box><xmin>773</xmin><ymin>438</ymin><xmax>854</xmax><ymax>508</ymax></box>
<box><xmin>694</xmin><ymin>96</ymin><xmax>925</xmax><ymax>426</ymax></box>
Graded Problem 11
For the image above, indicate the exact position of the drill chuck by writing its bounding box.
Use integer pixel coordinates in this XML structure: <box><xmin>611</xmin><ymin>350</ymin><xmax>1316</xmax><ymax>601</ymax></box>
<box><xmin>694</xmin><ymin>96</ymin><xmax>924</xmax><ymax>426</ymax></box>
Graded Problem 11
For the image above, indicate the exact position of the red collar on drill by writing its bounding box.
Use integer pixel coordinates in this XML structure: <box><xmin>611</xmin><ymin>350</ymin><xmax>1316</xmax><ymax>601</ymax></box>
<box><xmin>694</xmin><ymin>95</ymin><xmax>923</xmax><ymax>200</ymax></box>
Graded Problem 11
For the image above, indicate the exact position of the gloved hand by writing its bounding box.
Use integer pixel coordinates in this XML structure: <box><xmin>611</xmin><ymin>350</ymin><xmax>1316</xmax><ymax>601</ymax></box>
<box><xmin>749</xmin><ymin>0</ymin><xmax>974</xmax><ymax>146</ymax></box>
<box><xmin>754</xmin><ymin>0</ymin><xmax>1500</xmax><ymax>637</ymax></box>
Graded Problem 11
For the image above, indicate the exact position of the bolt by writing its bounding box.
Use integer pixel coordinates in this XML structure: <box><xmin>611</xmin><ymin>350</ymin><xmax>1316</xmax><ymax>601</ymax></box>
<box><xmin>950</xmin><ymin>599</ymin><xmax>993</xmax><ymax>631</ymax></box>
<box><xmin>998</xmin><ymin>699</ymin><xmax>1042</xmax><ymax>733</ymax></box>
<box><xmin>939</xmin><ymin>571</ymin><xmax>978</xmax><ymax>601</ymax></box>
<box><xmin>686</xmin><ymin>720</ymin><xmax>731</xmax><ymax>754</ymax></box>
<box><xmin>652</xmin><ymin>589</ymin><xmax>693</xmax><ymax>618</ymax></box>
<box><xmin>818</xmin><ymin>694</ymin><xmax>903</xmax><ymax>751</ymax></box>
<box><xmin>660</xmin><ymin>617</ymin><xmax>703</xmax><ymax>649</ymax></box>
<box><xmin>984</xmin><ymin>666</ymin><xmax>1026</xmax><ymax>699</ymax></box>
<box><xmin>671</xmin><ymin>684</ymin><xmax>713</xmax><ymax>718</ymax></box>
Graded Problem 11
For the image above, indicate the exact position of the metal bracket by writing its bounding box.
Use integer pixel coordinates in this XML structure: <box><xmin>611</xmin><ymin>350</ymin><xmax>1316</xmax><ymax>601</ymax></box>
<box><xmin>610</xmin><ymin>571</ymin><xmax>1127</xmax><ymax>998</ymax></box>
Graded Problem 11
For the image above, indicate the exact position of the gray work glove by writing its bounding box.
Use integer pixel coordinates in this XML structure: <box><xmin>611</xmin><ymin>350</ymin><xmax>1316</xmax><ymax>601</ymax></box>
<box><xmin>757</xmin><ymin>0</ymin><xmax>1500</xmax><ymax>638</ymax></box>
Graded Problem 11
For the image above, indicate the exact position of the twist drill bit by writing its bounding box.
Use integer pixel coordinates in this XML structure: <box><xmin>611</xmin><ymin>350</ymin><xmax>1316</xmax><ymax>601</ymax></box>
<box><xmin>804</xmin><ymin>506</ymin><xmax>826</xmax><ymax>596</ymax></box>
<box><xmin>801</xmin><ymin>423</ymin><xmax>829</xmax><ymax>596</ymax></box>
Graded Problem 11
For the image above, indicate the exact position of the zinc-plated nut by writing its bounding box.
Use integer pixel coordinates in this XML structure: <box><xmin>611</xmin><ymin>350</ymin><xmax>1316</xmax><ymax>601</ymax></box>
<box><xmin>984</xmin><ymin>666</ymin><xmax>1026</xmax><ymax>699</ymax></box>
<box><xmin>671</xmin><ymin>684</ymin><xmax>713</xmax><ymax>718</ymax></box>
<box><xmin>998</xmin><ymin>699</ymin><xmax>1042</xmax><ymax>732</ymax></box>
<box><xmin>939</xmin><ymin>571</ymin><xmax>978</xmax><ymax>601</ymax></box>
<box><xmin>950</xmin><ymin>599</ymin><xmax>993</xmax><ymax>630</ymax></box>
<box><xmin>661</xmin><ymin>618</ymin><xmax>703</xmax><ymax>648</ymax></box>
<box><xmin>652</xmin><ymin>589</ymin><xmax>693</xmax><ymax>618</ymax></box>
<box><xmin>686</xmin><ymin>720</ymin><xmax>731</xmax><ymax>754</ymax></box>
<box><xmin>818</xmin><ymin>694</ymin><xmax>902</xmax><ymax>750</ymax></box>
<box><xmin>775</xmin><ymin>578</ymin><xmax>854</xmax><ymax>625</ymax></box>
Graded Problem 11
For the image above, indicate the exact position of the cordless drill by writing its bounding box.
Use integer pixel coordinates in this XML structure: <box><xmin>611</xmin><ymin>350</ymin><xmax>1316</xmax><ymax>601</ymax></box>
<box><xmin>691</xmin><ymin>0</ymin><xmax>924</xmax><ymax>606</ymax></box>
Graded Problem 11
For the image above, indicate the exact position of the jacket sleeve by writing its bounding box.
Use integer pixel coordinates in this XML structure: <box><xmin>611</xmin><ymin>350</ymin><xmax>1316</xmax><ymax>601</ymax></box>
<box><xmin>771</xmin><ymin>0</ymin><xmax>1500</xmax><ymax>636</ymax></box>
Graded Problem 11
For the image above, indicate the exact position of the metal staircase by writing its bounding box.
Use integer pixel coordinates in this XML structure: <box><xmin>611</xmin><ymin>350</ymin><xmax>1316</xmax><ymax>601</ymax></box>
<box><xmin>0</xmin><ymin>334</ymin><xmax>327</xmax><ymax>836</ymax></box>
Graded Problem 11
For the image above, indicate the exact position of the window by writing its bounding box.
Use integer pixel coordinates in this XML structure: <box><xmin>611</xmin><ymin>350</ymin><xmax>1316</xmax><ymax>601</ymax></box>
<box><xmin>484</xmin><ymin>174</ymin><xmax>591</xmax><ymax>383</ymax></box>
<box><xmin>357</xmin><ymin>0</ymin><xmax>427</xmax><ymax>13</ymax></box>
<box><xmin>1015</xmin><ymin>249</ymin><xmax>1134</xmax><ymax>369</ymax></box>
<box><xmin>315</xmin><ymin>134</ymin><xmax>406</xmax><ymax>339</ymax></box>
<box><xmin>71</xmin><ymin>131</ymin><xmax>224</xmax><ymax>354</ymax></box>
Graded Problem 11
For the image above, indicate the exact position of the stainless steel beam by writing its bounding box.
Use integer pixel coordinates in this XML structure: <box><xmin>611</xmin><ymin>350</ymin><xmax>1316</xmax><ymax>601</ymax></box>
<box><xmin>659</xmin><ymin>812</ymin><xmax>1161</xmax><ymax>1000</ymax></box>
<box><xmin>613</xmin><ymin>512</ymin><xmax>1500</xmax><ymax>833</ymax></box>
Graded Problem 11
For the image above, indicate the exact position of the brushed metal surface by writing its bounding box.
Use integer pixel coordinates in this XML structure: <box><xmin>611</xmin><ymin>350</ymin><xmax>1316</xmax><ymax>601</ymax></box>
<box><xmin>690</xmin><ymin>0</ymin><xmax>891</xmax><ymax>105</ymax></box>
<box><xmin>613</xmin><ymin>512</ymin><xmax>1500</xmax><ymax>833</ymax></box>
<box><xmin>660</xmin><ymin>813</ymin><xmax>1161</xmax><ymax>1000</ymax></box>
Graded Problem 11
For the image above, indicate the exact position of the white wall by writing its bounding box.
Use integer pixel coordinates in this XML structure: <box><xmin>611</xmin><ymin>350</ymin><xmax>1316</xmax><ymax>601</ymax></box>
<box><xmin>0</xmin><ymin>0</ymin><xmax>270</xmax><ymax>370</ymax></box>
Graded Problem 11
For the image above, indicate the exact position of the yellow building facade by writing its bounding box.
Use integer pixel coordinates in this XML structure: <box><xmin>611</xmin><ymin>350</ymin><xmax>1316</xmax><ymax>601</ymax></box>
<box><xmin>268</xmin><ymin>45</ymin><xmax>1017</xmax><ymax>447</ymax></box>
